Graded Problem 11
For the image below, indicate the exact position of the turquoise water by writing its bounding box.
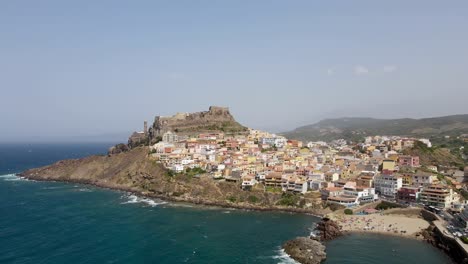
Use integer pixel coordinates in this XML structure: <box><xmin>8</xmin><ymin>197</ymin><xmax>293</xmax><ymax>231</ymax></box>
<box><xmin>0</xmin><ymin>143</ymin><xmax>452</xmax><ymax>263</ymax></box>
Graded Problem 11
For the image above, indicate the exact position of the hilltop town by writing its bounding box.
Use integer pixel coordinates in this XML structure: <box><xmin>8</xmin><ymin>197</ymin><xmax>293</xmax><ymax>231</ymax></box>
<box><xmin>22</xmin><ymin>107</ymin><xmax>468</xmax><ymax>246</ymax></box>
<box><xmin>148</xmin><ymin>120</ymin><xmax>468</xmax><ymax>209</ymax></box>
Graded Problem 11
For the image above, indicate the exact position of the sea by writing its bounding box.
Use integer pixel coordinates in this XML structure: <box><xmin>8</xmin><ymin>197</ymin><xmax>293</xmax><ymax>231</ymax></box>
<box><xmin>0</xmin><ymin>143</ymin><xmax>453</xmax><ymax>263</ymax></box>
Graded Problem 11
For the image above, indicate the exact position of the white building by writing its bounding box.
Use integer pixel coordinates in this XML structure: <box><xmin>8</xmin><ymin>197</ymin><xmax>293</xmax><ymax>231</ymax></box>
<box><xmin>162</xmin><ymin>131</ymin><xmax>178</xmax><ymax>143</ymax></box>
<box><xmin>374</xmin><ymin>173</ymin><xmax>403</xmax><ymax>199</ymax></box>
<box><xmin>172</xmin><ymin>164</ymin><xmax>184</xmax><ymax>173</ymax></box>
<box><xmin>343</xmin><ymin>184</ymin><xmax>378</xmax><ymax>203</ymax></box>
<box><xmin>241</xmin><ymin>176</ymin><xmax>258</xmax><ymax>190</ymax></box>
<box><xmin>418</xmin><ymin>138</ymin><xmax>432</xmax><ymax>148</ymax></box>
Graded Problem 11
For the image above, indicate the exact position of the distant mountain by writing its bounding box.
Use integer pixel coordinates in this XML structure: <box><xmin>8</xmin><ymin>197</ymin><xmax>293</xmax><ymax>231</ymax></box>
<box><xmin>282</xmin><ymin>115</ymin><xmax>468</xmax><ymax>142</ymax></box>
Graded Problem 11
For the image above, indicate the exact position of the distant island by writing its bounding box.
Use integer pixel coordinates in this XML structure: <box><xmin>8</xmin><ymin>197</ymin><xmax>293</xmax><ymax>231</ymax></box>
<box><xmin>20</xmin><ymin>106</ymin><xmax>468</xmax><ymax>263</ymax></box>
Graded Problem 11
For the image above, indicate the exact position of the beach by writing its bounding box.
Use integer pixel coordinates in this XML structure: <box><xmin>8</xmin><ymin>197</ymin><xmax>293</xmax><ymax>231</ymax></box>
<box><xmin>330</xmin><ymin>210</ymin><xmax>430</xmax><ymax>239</ymax></box>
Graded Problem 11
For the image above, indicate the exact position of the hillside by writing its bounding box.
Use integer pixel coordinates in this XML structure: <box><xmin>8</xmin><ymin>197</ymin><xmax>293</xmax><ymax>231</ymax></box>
<box><xmin>19</xmin><ymin>148</ymin><xmax>328</xmax><ymax>214</ymax></box>
<box><xmin>403</xmin><ymin>141</ymin><xmax>465</xmax><ymax>169</ymax></box>
<box><xmin>282</xmin><ymin>115</ymin><xmax>468</xmax><ymax>142</ymax></box>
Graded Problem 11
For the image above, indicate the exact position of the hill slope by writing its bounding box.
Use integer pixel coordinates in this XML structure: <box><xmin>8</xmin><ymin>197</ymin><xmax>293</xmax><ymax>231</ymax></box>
<box><xmin>282</xmin><ymin>115</ymin><xmax>468</xmax><ymax>142</ymax></box>
<box><xmin>19</xmin><ymin>148</ymin><xmax>328</xmax><ymax>214</ymax></box>
<box><xmin>403</xmin><ymin>142</ymin><xmax>465</xmax><ymax>169</ymax></box>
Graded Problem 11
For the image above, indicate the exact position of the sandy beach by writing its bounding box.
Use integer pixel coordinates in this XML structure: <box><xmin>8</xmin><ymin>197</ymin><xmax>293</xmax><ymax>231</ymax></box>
<box><xmin>331</xmin><ymin>212</ymin><xmax>430</xmax><ymax>238</ymax></box>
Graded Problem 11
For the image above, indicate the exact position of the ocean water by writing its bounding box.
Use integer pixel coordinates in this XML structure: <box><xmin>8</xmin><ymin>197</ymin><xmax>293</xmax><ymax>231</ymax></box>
<box><xmin>0</xmin><ymin>143</ymin><xmax>452</xmax><ymax>263</ymax></box>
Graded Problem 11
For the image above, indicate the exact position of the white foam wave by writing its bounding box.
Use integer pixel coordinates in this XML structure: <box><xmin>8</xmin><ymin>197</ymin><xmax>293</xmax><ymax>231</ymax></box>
<box><xmin>0</xmin><ymin>174</ymin><xmax>19</xmax><ymax>179</ymax></box>
<box><xmin>42</xmin><ymin>186</ymin><xmax>63</xmax><ymax>190</ymax></box>
<box><xmin>121</xmin><ymin>194</ymin><xmax>167</xmax><ymax>207</ymax></box>
<box><xmin>0</xmin><ymin>174</ymin><xmax>29</xmax><ymax>181</ymax></box>
<box><xmin>271</xmin><ymin>248</ymin><xmax>300</xmax><ymax>264</ymax></box>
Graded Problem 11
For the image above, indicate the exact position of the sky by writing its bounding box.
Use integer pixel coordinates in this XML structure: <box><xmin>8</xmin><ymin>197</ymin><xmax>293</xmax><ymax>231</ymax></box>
<box><xmin>1</xmin><ymin>1</ymin><xmax>468</xmax><ymax>142</ymax></box>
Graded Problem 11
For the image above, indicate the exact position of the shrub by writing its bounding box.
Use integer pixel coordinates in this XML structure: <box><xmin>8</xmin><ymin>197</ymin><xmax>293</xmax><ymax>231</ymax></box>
<box><xmin>375</xmin><ymin>201</ymin><xmax>403</xmax><ymax>210</ymax></box>
<box><xmin>227</xmin><ymin>196</ymin><xmax>237</xmax><ymax>203</ymax></box>
<box><xmin>461</xmin><ymin>236</ymin><xmax>468</xmax><ymax>244</ymax></box>
<box><xmin>247</xmin><ymin>195</ymin><xmax>259</xmax><ymax>203</ymax></box>
<box><xmin>344</xmin><ymin>209</ymin><xmax>353</xmax><ymax>215</ymax></box>
<box><xmin>325</xmin><ymin>202</ymin><xmax>345</xmax><ymax>211</ymax></box>
<box><xmin>277</xmin><ymin>193</ymin><xmax>299</xmax><ymax>206</ymax></box>
<box><xmin>265</xmin><ymin>186</ymin><xmax>282</xmax><ymax>193</ymax></box>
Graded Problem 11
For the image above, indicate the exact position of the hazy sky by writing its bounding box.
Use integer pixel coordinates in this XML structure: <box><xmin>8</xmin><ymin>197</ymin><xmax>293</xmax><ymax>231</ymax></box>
<box><xmin>1</xmin><ymin>1</ymin><xmax>468</xmax><ymax>142</ymax></box>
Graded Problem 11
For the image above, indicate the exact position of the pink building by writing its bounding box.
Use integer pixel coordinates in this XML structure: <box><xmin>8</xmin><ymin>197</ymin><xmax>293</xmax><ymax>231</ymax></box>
<box><xmin>399</xmin><ymin>155</ymin><xmax>420</xmax><ymax>167</ymax></box>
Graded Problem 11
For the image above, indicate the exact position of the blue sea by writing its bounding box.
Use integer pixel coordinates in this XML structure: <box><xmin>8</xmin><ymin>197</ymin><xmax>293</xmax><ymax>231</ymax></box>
<box><xmin>0</xmin><ymin>143</ymin><xmax>452</xmax><ymax>263</ymax></box>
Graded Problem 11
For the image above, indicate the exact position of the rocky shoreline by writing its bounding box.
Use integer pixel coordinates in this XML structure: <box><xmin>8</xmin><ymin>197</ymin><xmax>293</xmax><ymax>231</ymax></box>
<box><xmin>18</xmin><ymin>173</ymin><xmax>326</xmax><ymax>216</ymax></box>
<box><xmin>18</xmin><ymin>173</ymin><xmax>463</xmax><ymax>264</ymax></box>
<box><xmin>18</xmin><ymin>147</ymin><xmax>332</xmax><ymax>217</ymax></box>
<box><xmin>282</xmin><ymin>218</ymin><xmax>343</xmax><ymax>264</ymax></box>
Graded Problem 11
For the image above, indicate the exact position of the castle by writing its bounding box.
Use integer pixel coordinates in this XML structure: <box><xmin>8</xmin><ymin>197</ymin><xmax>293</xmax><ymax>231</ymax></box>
<box><xmin>125</xmin><ymin>106</ymin><xmax>247</xmax><ymax>149</ymax></box>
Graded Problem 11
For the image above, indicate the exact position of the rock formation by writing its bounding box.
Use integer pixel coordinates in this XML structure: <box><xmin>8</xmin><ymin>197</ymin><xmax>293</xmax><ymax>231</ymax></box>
<box><xmin>149</xmin><ymin>106</ymin><xmax>247</xmax><ymax>138</ymax></box>
<box><xmin>108</xmin><ymin>143</ymin><xmax>130</xmax><ymax>155</ymax></box>
<box><xmin>315</xmin><ymin>217</ymin><xmax>343</xmax><ymax>241</ymax></box>
<box><xmin>109</xmin><ymin>106</ymin><xmax>248</xmax><ymax>153</ymax></box>
<box><xmin>282</xmin><ymin>218</ymin><xmax>342</xmax><ymax>264</ymax></box>
<box><xmin>282</xmin><ymin>237</ymin><xmax>326</xmax><ymax>264</ymax></box>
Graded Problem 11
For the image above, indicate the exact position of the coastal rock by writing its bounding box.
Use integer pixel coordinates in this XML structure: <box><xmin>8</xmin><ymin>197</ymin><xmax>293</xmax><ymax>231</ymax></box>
<box><xmin>316</xmin><ymin>217</ymin><xmax>343</xmax><ymax>241</ymax></box>
<box><xmin>282</xmin><ymin>237</ymin><xmax>326</xmax><ymax>264</ymax></box>
<box><xmin>108</xmin><ymin>143</ymin><xmax>130</xmax><ymax>155</ymax></box>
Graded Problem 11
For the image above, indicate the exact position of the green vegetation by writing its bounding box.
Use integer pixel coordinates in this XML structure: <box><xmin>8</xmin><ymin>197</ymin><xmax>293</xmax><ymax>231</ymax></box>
<box><xmin>166</xmin><ymin>170</ymin><xmax>175</xmax><ymax>177</ymax></box>
<box><xmin>323</xmin><ymin>202</ymin><xmax>345</xmax><ymax>211</ymax></box>
<box><xmin>375</xmin><ymin>201</ymin><xmax>403</xmax><ymax>210</ymax></box>
<box><xmin>404</xmin><ymin>141</ymin><xmax>466</xmax><ymax>168</ymax></box>
<box><xmin>247</xmin><ymin>195</ymin><xmax>259</xmax><ymax>203</ymax></box>
<box><xmin>276</xmin><ymin>193</ymin><xmax>300</xmax><ymax>207</ymax></box>
<box><xmin>148</xmin><ymin>149</ymin><xmax>157</xmax><ymax>155</ymax></box>
<box><xmin>185</xmin><ymin>167</ymin><xmax>206</xmax><ymax>177</ymax></box>
<box><xmin>460</xmin><ymin>189</ymin><xmax>468</xmax><ymax>200</ymax></box>
<box><xmin>265</xmin><ymin>186</ymin><xmax>282</xmax><ymax>193</ymax></box>
<box><xmin>227</xmin><ymin>196</ymin><xmax>237</xmax><ymax>203</ymax></box>
<box><xmin>461</xmin><ymin>236</ymin><xmax>468</xmax><ymax>244</ymax></box>
<box><xmin>344</xmin><ymin>208</ymin><xmax>353</xmax><ymax>215</ymax></box>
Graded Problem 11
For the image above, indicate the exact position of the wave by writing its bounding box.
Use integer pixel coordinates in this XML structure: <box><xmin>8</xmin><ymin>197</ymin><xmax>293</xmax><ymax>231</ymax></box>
<box><xmin>42</xmin><ymin>186</ymin><xmax>64</xmax><ymax>190</ymax></box>
<box><xmin>0</xmin><ymin>174</ymin><xmax>18</xmax><ymax>179</ymax></box>
<box><xmin>121</xmin><ymin>194</ymin><xmax>168</xmax><ymax>207</ymax></box>
<box><xmin>0</xmin><ymin>174</ymin><xmax>32</xmax><ymax>181</ymax></box>
<box><xmin>271</xmin><ymin>248</ymin><xmax>299</xmax><ymax>264</ymax></box>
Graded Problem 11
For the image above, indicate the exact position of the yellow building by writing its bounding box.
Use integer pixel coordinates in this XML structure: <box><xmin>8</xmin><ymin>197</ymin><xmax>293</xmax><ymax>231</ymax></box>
<box><xmin>335</xmin><ymin>158</ymin><xmax>345</xmax><ymax>166</ymax></box>
<box><xmin>382</xmin><ymin>159</ymin><xmax>396</xmax><ymax>171</ymax></box>
<box><xmin>247</xmin><ymin>156</ymin><xmax>257</xmax><ymax>164</ymax></box>
<box><xmin>401</xmin><ymin>173</ymin><xmax>413</xmax><ymax>186</ymax></box>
